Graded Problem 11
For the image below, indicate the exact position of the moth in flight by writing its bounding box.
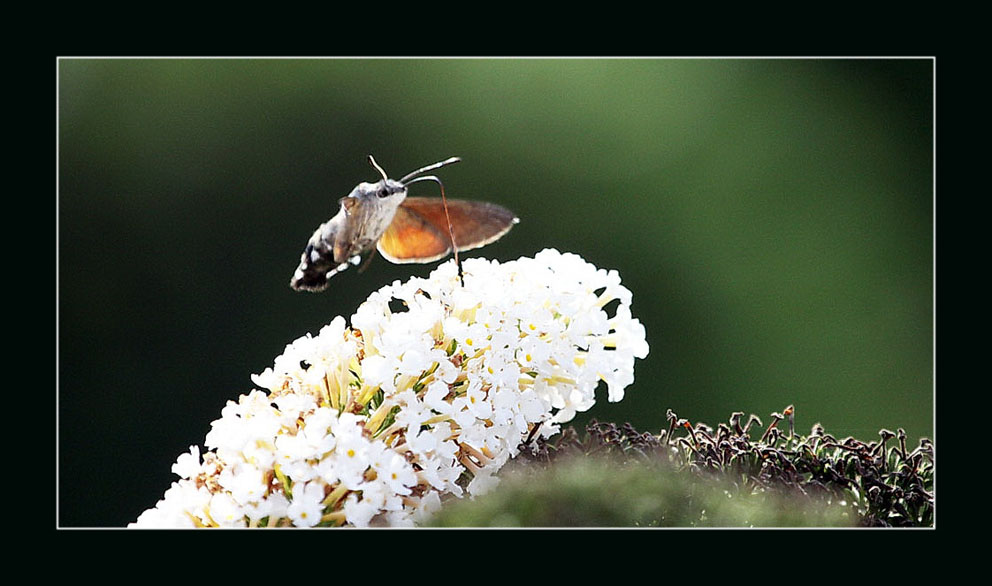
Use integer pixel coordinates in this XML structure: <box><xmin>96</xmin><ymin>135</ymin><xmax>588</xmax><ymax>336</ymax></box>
<box><xmin>291</xmin><ymin>155</ymin><xmax>518</xmax><ymax>292</ymax></box>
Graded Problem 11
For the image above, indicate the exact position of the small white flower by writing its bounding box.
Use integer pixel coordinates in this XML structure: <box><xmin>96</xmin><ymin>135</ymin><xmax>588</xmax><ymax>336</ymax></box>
<box><xmin>172</xmin><ymin>445</ymin><xmax>202</xmax><ymax>479</ymax></box>
<box><xmin>376</xmin><ymin>451</ymin><xmax>418</xmax><ymax>496</ymax></box>
<box><xmin>466</xmin><ymin>469</ymin><xmax>500</xmax><ymax>496</ymax></box>
<box><xmin>218</xmin><ymin>462</ymin><xmax>267</xmax><ymax>505</ymax></box>
<box><xmin>209</xmin><ymin>492</ymin><xmax>247</xmax><ymax>527</ymax></box>
<box><xmin>423</xmin><ymin>380</ymin><xmax>454</xmax><ymax>413</ymax></box>
<box><xmin>286</xmin><ymin>481</ymin><xmax>326</xmax><ymax>528</ymax></box>
<box><xmin>273</xmin><ymin>392</ymin><xmax>317</xmax><ymax>419</ymax></box>
<box><xmin>276</xmin><ymin>431</ymin><xmax>313</xmax><ymax>463</ymax></box>
<box><xmin>392</xmin><ymin>390</ymin><xmax>430</xmax><ymax>429</ymax></box>
<box><xmin>360</xmin><ymin>354</ymin><xmax>394</xmax><ymax>393</ymax></box>
<box><xmin>332</xmin><ymin>434</ymin><xmax>373</xmax><ymax>491</ymax></box>
<box><xmin>282</xmin><ymin>457</ymin><xmax>320</xmax><ymax>484</ymax></box>
<box><xmin>131</xmin><ymin>504</ymin><xmax>193</xmax><ymax>528</ymax></box>
<box><xmin>342</xmin><ymin>493</ymin><xmax>379</xmax><ymax>528</ymax></box>
<box><xmin>610</xmin><ymin>304</ymin><xmax>650</xmax><ymax>359</ymax></box>
<box><xmin>412</xmin><ymin>491</ymin><xmax>443</xmax><ymax>525</ymax></box>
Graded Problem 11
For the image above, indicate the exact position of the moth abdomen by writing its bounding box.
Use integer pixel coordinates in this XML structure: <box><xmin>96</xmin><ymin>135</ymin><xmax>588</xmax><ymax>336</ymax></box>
<box><xmin>290</xmin><ymin>221</ymin><xmax>346</xmax><ymax>292</ymax></box>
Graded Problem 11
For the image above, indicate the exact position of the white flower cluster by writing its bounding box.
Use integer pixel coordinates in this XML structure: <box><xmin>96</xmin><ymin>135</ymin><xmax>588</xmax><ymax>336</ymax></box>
<box><xmin>130</xmin><ymin>249</ymin><xmax>648</xmax><ymax>528</ymax></box>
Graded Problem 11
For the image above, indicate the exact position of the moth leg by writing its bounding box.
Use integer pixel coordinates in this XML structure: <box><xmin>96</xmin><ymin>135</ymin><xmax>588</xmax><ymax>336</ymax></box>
<box><xmin>358</xmin><ymin>252</ymin><xmax>376</xmax><ymax>273</ymax></box>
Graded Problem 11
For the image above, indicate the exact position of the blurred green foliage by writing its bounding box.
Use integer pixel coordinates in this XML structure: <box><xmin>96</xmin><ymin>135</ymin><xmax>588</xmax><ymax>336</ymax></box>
<box><xmin>58</xmin><ymin>58</ymin><xmax>932</xmax><ymax>527</ymax></box>
<box><xmin>430</xmin><ymin>456</ymin><xmax>854</xmax><ymax>528</ymax></box>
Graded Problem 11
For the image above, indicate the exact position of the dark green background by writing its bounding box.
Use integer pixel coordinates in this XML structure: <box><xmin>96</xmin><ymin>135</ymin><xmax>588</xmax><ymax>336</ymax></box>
<box><xmin>58</xmin><ymin>58</ymin><xmax>933</xmax><ymax>527</ymax></box>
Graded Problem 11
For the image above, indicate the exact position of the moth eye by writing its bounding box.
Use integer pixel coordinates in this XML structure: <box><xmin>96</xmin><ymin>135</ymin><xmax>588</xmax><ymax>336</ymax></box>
<box><xmin>377</xmin><ymin>187</ymin><xmax>389</xmax><ymax>198</ymax></box>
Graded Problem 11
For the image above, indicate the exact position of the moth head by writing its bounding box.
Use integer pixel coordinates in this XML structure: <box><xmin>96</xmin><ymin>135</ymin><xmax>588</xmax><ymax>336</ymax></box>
<box><xmin>352</xmin><ymin>178</ymin><xmax>407</xmax><ymax>202</ymax></box>
<box><xmin>349</xmin><ymin>155</ymin><xmax>408</xmax><ymax>204</ymax></box>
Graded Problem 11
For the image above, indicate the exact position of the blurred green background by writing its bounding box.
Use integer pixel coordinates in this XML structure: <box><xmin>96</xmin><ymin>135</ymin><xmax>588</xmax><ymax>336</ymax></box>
<box><xmin>58</xmin><ymin>58</ymin><xmax>933</xmax><ymax>527</ymax></box>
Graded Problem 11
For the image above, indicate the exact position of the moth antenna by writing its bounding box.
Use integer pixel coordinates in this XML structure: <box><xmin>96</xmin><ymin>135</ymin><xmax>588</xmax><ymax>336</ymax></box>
<box><xmin>367</xmin><ymin>155</ymin><xmax>389</xmax><ymax>182</ymax></box>
<box><xmin>398</xmin><ymin>156</ymin><xmax>461</xmax><ymax>185</ymax></box>
<box><xmin>404</xmin><ymin>174</ymin><xmax>463</xmax><ymax>286</ymax></box>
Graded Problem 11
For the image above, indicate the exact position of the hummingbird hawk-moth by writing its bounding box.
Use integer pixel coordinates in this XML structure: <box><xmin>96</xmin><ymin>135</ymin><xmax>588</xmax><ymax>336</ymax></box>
<box><xmin>290</xmin><ymin>155</ymin><xmax>518</xmax><ymax>292</ymax></box>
